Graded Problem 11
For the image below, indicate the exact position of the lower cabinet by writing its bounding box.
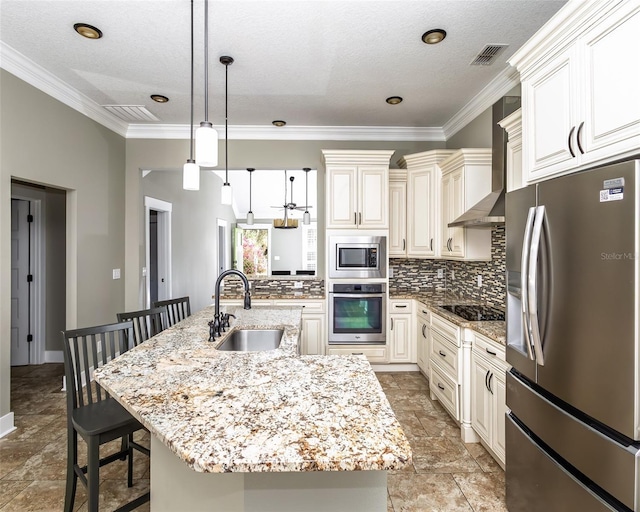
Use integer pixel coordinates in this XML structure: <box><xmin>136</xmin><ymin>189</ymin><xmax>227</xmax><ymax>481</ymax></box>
<box><xmin>471</xmin><ymin>332</ymin><xmax>509</xmax><ymax>468</ymax></box>
<box><xmin>416</xmin><ymin>305</ymin><xmax>431</xmax><ymax>376</ymax></box>
<box><xmin>388</xmin><ymin>299</ymin><xmax>415</xmax><ymax>363</ymax></box>
<box><xmin>273</xmin><ymin>300</ymin><xmax>326</xmax><ymax>356</ymax></box>
<box><xmin>220</xmin><ymin>299</ymin><xmax>326</xmax><ymax>356</ymax></box>
<box><xmin>429</xmin><ymin>314</ymin><xmax>462</xmax><ymax>421</ymax></box>
<box><xmin>326</xmin><ymin>346</ymin><xmax>387</xmax><ymax>364</ymax></box>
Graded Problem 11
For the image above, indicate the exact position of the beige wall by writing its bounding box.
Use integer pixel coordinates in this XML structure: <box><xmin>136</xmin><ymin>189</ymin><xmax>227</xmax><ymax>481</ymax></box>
<box><xmin>124</xmin><ymin>139</ymin><xmax>445</xmax><ymax>311</ymax></box>
<box><xmin>1</xmin><ymin>70</ymin><xmax>126</xmax><ymax>421</ymax></box>
<box><xmin>141</xmin><ymin>170</ymin><xmax>237</xmax><ymax>313</ymax></box>
<box><xmin>446</xmin><ymin>107</ymin><xmax>492</xmax><ymax>149</ymax></box>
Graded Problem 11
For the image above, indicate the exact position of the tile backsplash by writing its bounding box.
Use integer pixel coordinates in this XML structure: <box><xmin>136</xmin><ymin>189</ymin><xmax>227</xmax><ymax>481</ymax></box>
<box><xmin>390</xmin><ymin>226</ymin><xmax>506</xmax><ymax>308</ymax></box>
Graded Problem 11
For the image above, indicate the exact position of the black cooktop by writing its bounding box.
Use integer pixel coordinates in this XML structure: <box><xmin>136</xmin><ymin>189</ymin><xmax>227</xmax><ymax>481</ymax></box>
<box><xmin>439</xmin><ymin>304</ymin><xmax>505</xmax><ymax>322</ymax></box>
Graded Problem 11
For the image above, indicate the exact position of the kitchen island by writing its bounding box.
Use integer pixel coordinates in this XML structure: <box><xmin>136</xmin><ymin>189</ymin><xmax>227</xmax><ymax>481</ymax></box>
<box><xmin>94</xmin><ymin>305</ymin><xmax>411</xmax><ymax>511</ymax></box>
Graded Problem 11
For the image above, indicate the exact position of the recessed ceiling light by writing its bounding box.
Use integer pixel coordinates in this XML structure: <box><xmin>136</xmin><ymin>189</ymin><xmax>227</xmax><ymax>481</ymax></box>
<box><xmin>272</xmin><ymin>120</ymin><xmax>286</xmax><ymax>127</ymax></box>
<box><xmin>386</xmin><ymin>96</ymin><xmax>403</xmax><ymax>105</ymax></box>
<box><xmin>150</xmin><ymin>94</ymin><xmax>169</xmax><ymax>103</ymax></box>
<box><xmin>74</xmin><ymin>23</ymin><xmax>103</xmax><ymax>39</ymax></box>
<box><xmin>422</xmin><ymin>29</ymin><xmax>446</xmax><ymax>45</ymax></box>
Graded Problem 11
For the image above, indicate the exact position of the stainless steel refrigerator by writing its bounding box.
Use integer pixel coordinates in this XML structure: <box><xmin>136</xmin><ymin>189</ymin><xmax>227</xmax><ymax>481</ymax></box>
<box><xmin>506</xmin><ymin>159</ymin><xmax>640</xmax><ymax>512</ymax></box>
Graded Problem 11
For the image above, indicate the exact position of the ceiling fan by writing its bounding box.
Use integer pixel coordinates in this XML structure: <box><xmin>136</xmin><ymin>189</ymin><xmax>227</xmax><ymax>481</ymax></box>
<box><xmin>270</xmin><ymin>170</ymin><xmax>312</xmax><ymax>212</ymax></box>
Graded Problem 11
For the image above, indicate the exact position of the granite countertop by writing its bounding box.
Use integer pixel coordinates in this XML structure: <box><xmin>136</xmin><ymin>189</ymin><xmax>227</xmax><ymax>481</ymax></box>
<box><xmin>93</xmin><ymin>305</ymin><xmax>411</xmax><ymax>474</ymax></box>
<box><xmin>390</xmin><ymin>288</ymin><xmax>506</xmax><ymax>346</ymax></box>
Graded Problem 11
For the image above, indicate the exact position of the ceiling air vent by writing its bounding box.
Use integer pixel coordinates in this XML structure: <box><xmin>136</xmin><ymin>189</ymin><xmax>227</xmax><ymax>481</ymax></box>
<box><xmin>470</xmin><ymin>44</ymin><xmax>508</xmax><ymax>66</ymax></box>
<box><xmin>102</xmin><ymin>105</ymin><xmax>159</xmax><ymax>122</ymax></box>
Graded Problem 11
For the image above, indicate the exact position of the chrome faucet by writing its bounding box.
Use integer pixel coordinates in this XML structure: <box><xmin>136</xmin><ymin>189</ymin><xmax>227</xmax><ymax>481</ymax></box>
<box><xmin>212</xmin><ymin>269</ymin><xmax>251</xmax><ymax>340</ymax></box>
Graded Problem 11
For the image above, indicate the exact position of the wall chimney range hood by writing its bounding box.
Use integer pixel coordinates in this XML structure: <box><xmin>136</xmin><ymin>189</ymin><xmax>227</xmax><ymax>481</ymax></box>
<box><xmin>448</xmin><ymin>96</ymin><xmax>521</xmax><ymax>228</ymax></box>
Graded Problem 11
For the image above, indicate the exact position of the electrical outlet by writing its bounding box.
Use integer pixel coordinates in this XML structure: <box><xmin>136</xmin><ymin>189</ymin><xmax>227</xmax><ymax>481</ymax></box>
<box><xmin>389</xmin><ymin>267</ymin><xmax>394</xmax><ymax>278</ymax></box>
<box><xmin>477</xmin><ymin>275</ymin><xmax>482</xmax><ymax>287</ymax></box>
<box><xmin>437</xmin><ymin>268</ymin><xmax>444</xmax><ymax>279</ymax></box>
<box><xmin>112</xmin><ymin>268</ymin><xmax>121</xmax><ymax>280</ymax></box>
<box><xmin>451</xmin><ymin>270</ymin><xmax>455</xmax><ymax>280</ymax></box>
<box><xmin>293</xmin><ymin>281</ymin><xmax>303</xmax><ymax>289</ymax></box>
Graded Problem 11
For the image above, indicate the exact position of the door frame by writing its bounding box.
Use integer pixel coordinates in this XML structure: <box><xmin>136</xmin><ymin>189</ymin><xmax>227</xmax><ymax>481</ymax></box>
<box><xmin>217</xmin><ymin>218</ymin><xmax>229</xmax><ymax>278</ymax></box>
<box><xmin>144</xmin><ymin>196</ymin><xmax>172</xmax><ymax>308</ymax></box>
<box><xmin>10</xmin><ymin>188</ymin><xmax>45</xmax><ymax>365</ymax></box>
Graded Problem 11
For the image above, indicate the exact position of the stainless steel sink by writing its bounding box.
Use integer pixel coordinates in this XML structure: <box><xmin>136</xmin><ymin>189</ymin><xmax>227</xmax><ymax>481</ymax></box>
<box><xmin>217</xmin><ymin>329</ymin><xmax>283</xmax><ymax>352</ymax></box>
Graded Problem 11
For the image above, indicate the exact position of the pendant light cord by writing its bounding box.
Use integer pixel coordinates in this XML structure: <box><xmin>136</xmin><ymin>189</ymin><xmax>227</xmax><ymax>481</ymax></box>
<box><xmin>249</xmin><ymin>170</ymin><xmax>252</xmax><ymax>211</ymax></box>
<box><xmin>204</xmin><ymin>0</ymin><xmax>209</xmax><ymax>123</ymax></box>
<box><xmin>189</xmin><ymin>0</ymin><xmax>194</xmax><ymax>159</ymax></box>
<box><xmin>224</xmin><ymin>60</ymin><xmax>229</xmax><ymax>185</ymax></box>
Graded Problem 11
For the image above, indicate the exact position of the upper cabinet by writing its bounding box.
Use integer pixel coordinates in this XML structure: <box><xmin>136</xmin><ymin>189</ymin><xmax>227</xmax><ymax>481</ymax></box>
<box><xmin>499</xmin><ymin>108</ymin><xmax>523</xmax><ymax>192</ymax></box>
<box><xmin>439</xmin><ymin>149</ymin><xmax>492</xmax><ymax>261</ymax></box>
<box><xmin>389</xmin><ymin>170</ymin><xmax>408</xmax><ymax>256</ymax></box>
<box><xmin>510</xmin><ymin>0</ymin><xmax>640</xmax><ymax>183</ymax></box>
<box><xmin>323</xmin><ymin>150</ymin><xmax>394</xmax><ymax>229</ymax></box>
<box><xmin>398</xmin><ymin>150</ymin><xmax>455</xmax><ymax>259</ymax></box>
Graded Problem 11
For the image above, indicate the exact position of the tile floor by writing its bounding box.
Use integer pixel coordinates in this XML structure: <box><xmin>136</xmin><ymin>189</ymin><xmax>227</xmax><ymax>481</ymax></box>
<box><xmin>1</xmin><ymin>365</ymin><xmax>506</xmax><ymax>511</ymax></box>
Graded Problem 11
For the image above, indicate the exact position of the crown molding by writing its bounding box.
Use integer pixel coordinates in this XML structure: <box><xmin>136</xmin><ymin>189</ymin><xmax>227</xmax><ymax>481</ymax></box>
<box><xmin>2</xmin><ymin>39</ymin><xmax>518</xmax><ymax>143</ymax></box>
<box><xmin>442</xmin><ymin>66</ymin><xmax>520</xmax><ymax>140</ymax></box>
<box><xmin>0</xmin><ymin>41</ymin><xmax>129</xmax><ymax>137</ymax></box>
<box><xmin>126</xmin><ymin>123</ymin><xmax>446</xmax><ymax>141</ymax></box>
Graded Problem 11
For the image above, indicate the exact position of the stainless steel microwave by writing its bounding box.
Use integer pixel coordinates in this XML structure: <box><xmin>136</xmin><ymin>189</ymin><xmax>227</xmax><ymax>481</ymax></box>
<box><xmin>329</xmin><ymin>236</ymin><xmax>386</xmax><ymax>279</ymax></box>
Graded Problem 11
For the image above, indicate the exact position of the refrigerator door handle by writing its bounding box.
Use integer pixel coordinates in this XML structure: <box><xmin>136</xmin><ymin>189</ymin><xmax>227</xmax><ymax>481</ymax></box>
<box><xmin>528</xmin><ymin>205</ymin><xmax>546</xmax><ymax>366</ymax></box>
<box><xmin>521</xmin><ymin>206</ymin><xmax>536</xmax><ymax>361</ymax></box>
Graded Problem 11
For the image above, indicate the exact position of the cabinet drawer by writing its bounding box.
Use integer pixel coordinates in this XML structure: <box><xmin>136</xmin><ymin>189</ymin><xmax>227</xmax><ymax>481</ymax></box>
<box><xmin>416</xmin><ymin>302</ymin><xmax>431</xmax><ymax>322</ymax></box>
<box><xmin>430</xmin><ymin>364</ymin><xmax>459</xmax><ymax>421</ymax></box>
<box><xmin>473</xmin><ymin>332</ymin><xmax>506</xmax><ymax>363</ymax></box>
<box><xmin>431</xmin><ymin>314</ymin><xmax>460</xmax><ymax>346</ymax></box>
<box><xmin>431</xmin><ymin>331</ymin><xmax>459</xmax><ymax>380</ymax></box>
<box><xmin>273</xmin><ymin>300</ymin><xmax>326</xmax><ymax>313</ymax></box>
<box><xmin>327</xmin><ymin>346</ymin><xmax>387</xmax><ymax>364</ymax></box>
<box><xmin>390</xmin><ymin>300</ymin><xmax>413</xmax><ymax>313</ymax></box>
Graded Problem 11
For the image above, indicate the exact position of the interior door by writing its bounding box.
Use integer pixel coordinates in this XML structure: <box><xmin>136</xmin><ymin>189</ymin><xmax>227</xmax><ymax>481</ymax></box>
<box><xmin>11</xmin><ymin>199</ymin><xmax>31</xmax><ymax>366</ymax></box>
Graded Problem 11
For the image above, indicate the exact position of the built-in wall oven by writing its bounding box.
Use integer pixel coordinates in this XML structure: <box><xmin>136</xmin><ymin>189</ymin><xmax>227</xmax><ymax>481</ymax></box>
<box><xmin>329</xmin><ymin>236</ymin><xmax>386</xmax><ymax>279</ymax></box>
<box><xmin>328</xmin><ymin>283</ymin><xmax>386</xmax><ymax>344</ymax></box>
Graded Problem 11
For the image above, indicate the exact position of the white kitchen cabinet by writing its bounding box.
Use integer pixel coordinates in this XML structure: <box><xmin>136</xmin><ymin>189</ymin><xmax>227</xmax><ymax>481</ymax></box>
<box><xmin>416</xmin><ymin>304</ymin><xmax>431</xmax><ymax>376</ymax></box>
<box><xmin>511</xmin><ymin>0</ymin><xmax>640</xmax><ymax>183</ymax></box>
<box><xmin>499</xmin><ymin>108</ymin><xmax>523</xmax><ymax>192</ymax></box>
<box><xmin>221</xmin><ymin>298</ymin><xmax>326</xmax><ymax>356</ymax></box>
<box><xmin>439</xmin><ymin>149</ymin><xmax>492</xmax><ymax>260</ymax></box>
<box><xmin>389</xmin><ymin>171</ymin><xmax>407</xmax><ymax>257</ymax></box>
<box><xmin>398</xmin><ymin>150</ymin><xmax>455</xmax><ymax>258</ymax></box>
<box><xmin>327</xmin><ymin>345</ymin><xmax>387</xmax><ymax>364</ymax></box>
<box><xmin>470</xmin><ymin>332</ymin><xmax>509</xmax><ymax>468</ymax></box>
<box><xmin>273</xmin><ymin>300</ymin><xmax>326</xmax><ymax>356</ymax></box>
<box><xmin>388</xmin><ymin>300</ymin><xmax>415</xmax><ymax>363</ymax></box>
<box><xmin>323</xmin><ymin>150</ymin><xmax>394</xmax><ymax>229</ymax></box>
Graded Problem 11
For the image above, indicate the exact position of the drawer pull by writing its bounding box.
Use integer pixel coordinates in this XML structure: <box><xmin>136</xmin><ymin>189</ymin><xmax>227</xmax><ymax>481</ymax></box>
<box><xmin>437</xmin><ymin>383</ymin><xmax>445</xmax><ymax>391</ymax></box>
<box><xmin>422</xmin><ymin>309</ymin><xmax>428</xmax><ymax>314</ymax></box>
<box><xmin>438</xmin><ymin>350</ymin><xmax>447</xmax><ymax>357</ymax></box>
<box><xmin>396</xmin><ymin>305</ymin><xmax>407</xmax><ymax>309</ymax></box>
<box><xmin>485</xmin><ymin>348</ymin><xmax>497</xmax><ymax>356</ymax></box>
<box><xmin>352</xmin><ymin>352</ymin><xmax>364</xmax><ymax>355</ymax></box>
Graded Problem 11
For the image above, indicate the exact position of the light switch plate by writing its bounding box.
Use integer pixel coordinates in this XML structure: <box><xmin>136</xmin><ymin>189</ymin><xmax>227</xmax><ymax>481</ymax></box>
<box><xmin>477</xmin><ymin>275</ymin><xmax>482</xmax><ymax>287</ymax></box>
<box><xmin>293</xmin><ymin>281</ymin><xmax>303</xmax><ymax>289</ymax></box>
<box><xmin>437</xmin><ymin>268</ymin><xmax>444</xmax><ymax>279</ymax></box>
<box><xmin>112</xmin><ymin>268</ymin><xmax>121</xmax><ymax>280</ymax></box>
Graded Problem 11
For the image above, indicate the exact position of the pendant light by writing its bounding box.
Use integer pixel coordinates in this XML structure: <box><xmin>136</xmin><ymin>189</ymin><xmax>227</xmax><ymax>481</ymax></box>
<box><xmin>183</xmin><ymin>0</ymin><xmax>199</xmax><ymax>190</ymax></box>
<box><xmin>246</xmin><ymin>168</ymin><xmax>255</xmax><ymax>225</ymax></box>
<box><xmin>303</xmin><ymin>168</ymin><xmax>311</xmax><ymax>225</ymax></box>
<box><xmin>220</xmin><ymin>55</ymin><xmax>234</xmax><ymax>205</ymax></box>
<box><xmin>195</xmin><ymin>0</ymin><xmax>218</xmax><ymax>167</ymax></box>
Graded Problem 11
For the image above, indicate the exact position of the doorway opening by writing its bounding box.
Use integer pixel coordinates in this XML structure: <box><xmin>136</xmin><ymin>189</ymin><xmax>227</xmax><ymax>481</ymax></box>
<box><xmin>145</xmin><ymin>197</ymin><xmax>172</xmax><ymax>308</ymax></box>
<box><xmin>10</xmin><ymin>181</ymin><xmax>67</xmax><ymax>366</ymax></box>
<box><xmin>233</xmin><ymin>225</ymin><xmax>271</xmax><ymax>276</ymax></box>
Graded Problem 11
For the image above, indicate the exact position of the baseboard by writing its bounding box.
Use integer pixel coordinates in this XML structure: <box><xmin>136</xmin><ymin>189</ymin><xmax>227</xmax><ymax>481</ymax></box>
<box><xmin>44</xmin><ymin>350</ymin><xmax>64</xmax><ymax>363</ymax></box>
<box><xmin>0</xmin><ymin>412</ymin><xmax>16</xmax><ymax>439</ymax></box>
<box><xmin>371</xmin><ymin>363</ymin><xmax>420</xmax><ymax>372</ymax></box>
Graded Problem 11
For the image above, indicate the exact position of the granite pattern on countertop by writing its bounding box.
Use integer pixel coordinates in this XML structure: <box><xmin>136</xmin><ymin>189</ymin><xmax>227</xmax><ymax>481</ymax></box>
<box><xmin>215</xmin><ymin>293</ymin><xmax>325</xmax><ymax>300</ymax></box>
<box><xmin>94</xmin><ymin>305</ymin><xmax>411</xmax><ymax>474</ymax></box>
<box><xmin>390</xmin><ymin>288</ymin><xmax>506</xmax><ymax>345</ymax></box>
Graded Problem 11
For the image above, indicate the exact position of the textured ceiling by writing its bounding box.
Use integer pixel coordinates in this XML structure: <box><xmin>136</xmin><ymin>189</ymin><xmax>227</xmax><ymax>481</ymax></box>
<box><xmin>1</xmin><ymin>0</ymin><xmax>567</xmax><ymax>132</ymax></box>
